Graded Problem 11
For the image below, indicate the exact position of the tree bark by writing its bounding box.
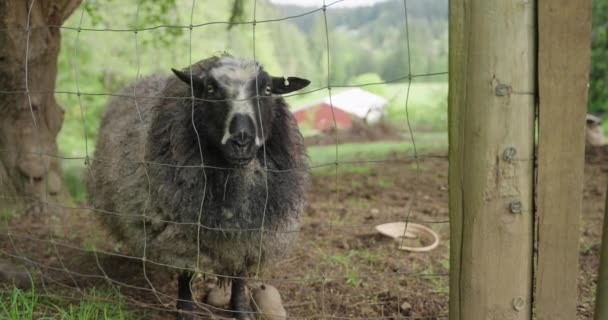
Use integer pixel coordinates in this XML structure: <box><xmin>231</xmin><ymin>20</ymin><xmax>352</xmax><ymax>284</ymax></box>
<box><xmin>0</xmin><ymin>0</ymin><xmax>81</xmax><ymax>214</ymax></box>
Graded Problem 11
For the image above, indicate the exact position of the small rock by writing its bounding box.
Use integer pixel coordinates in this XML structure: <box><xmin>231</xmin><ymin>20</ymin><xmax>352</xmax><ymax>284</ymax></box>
<box><xmin>340</xmin><ymin>239</ymin><xmax>350</xmax><ymax>250</ymax></box>
<box><xmin>400</xmin><ymin>301</ymin><xmax>412</xmax><ymax>313</ymax></box>
<box><xmin>251</xmin><ymin>284</ymin><xmax>287</xmax><ymax>320</ymax></box>
<box><xmin>0</xmin><ymin>261</ymin><xmax>32</xmax><ymax>289</ymax></box>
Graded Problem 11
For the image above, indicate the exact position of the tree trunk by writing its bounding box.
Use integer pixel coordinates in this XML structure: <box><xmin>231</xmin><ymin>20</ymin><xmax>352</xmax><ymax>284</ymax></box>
<box><xmin>0</xmin><ymin>0</ymin><xmax>81</xmax><ymax>214</ymax></box>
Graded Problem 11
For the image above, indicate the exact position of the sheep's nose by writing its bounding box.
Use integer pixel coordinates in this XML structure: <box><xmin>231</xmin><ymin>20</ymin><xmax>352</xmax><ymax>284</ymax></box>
<box><xmin>228</xmin><ymin>114</ymin><xmax>256</xmax><ymax>151</ymax></box>
<box><xmin>230</xmin><ymin>131</ymin><xmax>254</xmax><ymax>149</ymax></box>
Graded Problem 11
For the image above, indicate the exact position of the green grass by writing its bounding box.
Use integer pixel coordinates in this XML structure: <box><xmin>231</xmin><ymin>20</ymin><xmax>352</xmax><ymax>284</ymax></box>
<box><xmin>314</xmin><ymin>164</ymin><xmax>373</xmax><ymax>177</ymax></box>
<box><xmin>376</xmin><ymin>176</ymin><xmax>394</xmax><ymax>188</ymax></box>
<box><xmin>346</xmin><ymin>198</ymin><xmax>371</xmax><ymax>209</ymax></box>
<box><xmin>0</xmin><ymin>208</ymin><xmax>17</xmax><ymax>218</ymax></box>
<box><xmin>307</xmin><ymin>132</ymin><xmax>447</xmax><ymax>168</ymax></box>
<box><xmin>314</xmin><ymin>248</ymin><xmax>382</xmax><ymax>287</ymax></box>
<box><xmin>1</xmin><ymin>286</ymin><xmax>37</xmax><ymax>320</ymax></box>
<box><xmin>0</xmin><ymin>286</ymin><xmax>136</xmax><ymax>320</ymax></box>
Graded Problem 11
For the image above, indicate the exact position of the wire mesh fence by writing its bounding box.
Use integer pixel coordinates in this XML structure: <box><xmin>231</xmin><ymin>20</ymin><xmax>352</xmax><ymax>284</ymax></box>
<box><xmin>0</xmin><ymin>0</ymin><xmax>449</xmax><ymax>319</ymax></box>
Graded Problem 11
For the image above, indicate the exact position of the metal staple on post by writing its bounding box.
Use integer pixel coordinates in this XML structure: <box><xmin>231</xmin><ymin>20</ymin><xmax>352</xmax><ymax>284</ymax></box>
<box><xmin>509</xmin><ymin>201</ymin><xmax>523</xmax><ymax>214</ymax></box>
<box><xmin>495</xmin><ymin>82</ymin><xmax>511</xmax><ymax>96</ymax></box>
<box><xmin>503</xmin><ymin>147</ymin><xmax>517</xmax><ymax>162</ymax></box>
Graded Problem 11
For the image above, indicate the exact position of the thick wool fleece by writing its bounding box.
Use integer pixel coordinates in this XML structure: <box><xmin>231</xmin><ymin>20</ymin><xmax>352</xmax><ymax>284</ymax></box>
<box><xmin>87</xmin><ymin>57</ymin><xmax>309</xmax><ymax>276</ymax></box>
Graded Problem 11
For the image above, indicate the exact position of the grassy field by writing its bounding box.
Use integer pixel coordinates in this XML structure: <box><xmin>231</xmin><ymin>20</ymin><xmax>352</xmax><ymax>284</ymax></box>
<box><xmin>0</xmin><ymin>287</ymin><xmax>134</xmax><ymax>320</ymax></box>
<box><xmin>307</xmin><ymin>132</ymin><xmax>447</xmax><ymax>167</ymax></box>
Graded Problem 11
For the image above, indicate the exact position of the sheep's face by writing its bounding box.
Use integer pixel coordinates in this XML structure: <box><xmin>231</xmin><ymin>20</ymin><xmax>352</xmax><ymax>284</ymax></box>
<box><xmin>172</xmin><ymin>56</ymin><xmax>310</xmax><ymax>167</ymax></box>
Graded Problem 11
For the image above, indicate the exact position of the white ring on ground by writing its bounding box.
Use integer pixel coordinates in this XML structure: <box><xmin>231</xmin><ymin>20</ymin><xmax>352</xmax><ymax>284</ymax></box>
<box><xmin>375</xmin><ymin>222</ymin><xmax>440</xmax><ymax>253</ymax></box>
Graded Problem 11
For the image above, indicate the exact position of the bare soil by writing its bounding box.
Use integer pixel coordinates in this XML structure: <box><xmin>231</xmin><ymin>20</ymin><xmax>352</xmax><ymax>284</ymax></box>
<box><xmin>0</xmin><ymin>145</ymin><xmax>605</xmax><ymax>319</ymax></box>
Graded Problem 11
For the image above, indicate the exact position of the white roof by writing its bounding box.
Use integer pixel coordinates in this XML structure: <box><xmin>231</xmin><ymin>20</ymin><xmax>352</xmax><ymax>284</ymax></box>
<box><xmin>293</xmin><ymin>88</ymin><xmax>388</xmax><ymax>118</ymax></box>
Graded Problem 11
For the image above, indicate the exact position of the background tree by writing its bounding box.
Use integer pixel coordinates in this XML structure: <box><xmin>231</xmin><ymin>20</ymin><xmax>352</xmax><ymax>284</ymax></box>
<box><xmin>0</xmin><ymin>0</ymin><xmax>247</xmax><ymax>214</ymax></box>
<box><xmin>0</xmin><ymin>1</ymin><xmax>82</xmax><ymax>214</ymax></box>
<box><xmin>590</xmin><ymin>0</ymin><xmax>608</xmax><ymax>114</ymax></box>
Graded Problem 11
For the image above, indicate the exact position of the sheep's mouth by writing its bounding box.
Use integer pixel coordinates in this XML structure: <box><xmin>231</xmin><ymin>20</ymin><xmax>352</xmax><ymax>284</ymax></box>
<box><xmin>227</xmin><ymin>157</ymin><xmax>254</xmax><ymax>167</ymax></box>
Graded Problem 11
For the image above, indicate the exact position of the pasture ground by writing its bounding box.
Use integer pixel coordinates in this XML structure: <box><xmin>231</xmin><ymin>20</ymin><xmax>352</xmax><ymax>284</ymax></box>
<box><xmin>0</xmin><ymin>141</ymin><xmax>605</xmax><ymax>320</ymax></box>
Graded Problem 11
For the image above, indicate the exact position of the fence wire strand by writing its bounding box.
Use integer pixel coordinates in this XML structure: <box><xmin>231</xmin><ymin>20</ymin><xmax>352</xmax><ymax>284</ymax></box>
<box><xmin>0</xmin><ymin>0</ymin><xmax>449</xmax><ymax>319</ymax></box>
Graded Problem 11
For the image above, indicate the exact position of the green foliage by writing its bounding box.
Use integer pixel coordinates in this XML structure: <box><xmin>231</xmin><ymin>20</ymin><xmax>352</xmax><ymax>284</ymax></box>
<box><xmin>62</xmin><ymin>161</ymin><xmax>87</xmax><ymax>203</ymax></box>
<box><xmin>56</xmin><ymin>0</ymin><xmax>321</xmax><ymax>153</ymax></box>
<box><xmin>55</xmin><ymin>2</ymin><xmax>448</xmax><ymax>147</ymax></box>
<box><xmin>228</xmin><ymin>0</ymin><xmax>247</xmax><ymax>28</ymax></box>
<box><xmin>384</xmin><ymin>81</ymin><xmax>448</xmax><ymax>130</ymax></box>
<box><xmin>349</xmin><ymin>73</ymin><xmax>387</xmax><ymax>96</ymax></box>
<box><xmin>349</xmin><ymin>73</ymin><xmax>384</xmax><ymax>85</ymax></box>
<box><xmin>82</xmin><ymin>0</ymin><xmax>184</xmax><ymax>46</ymax></box>
<box><xmin>278</xmin><ymin>0</ymin><xmax>448</xmax><ymax>82</ymax></box>
<box><xmin>590</xmin><ymin>0</ymin><xmax>608</xmax><ymax>112</ymax></box>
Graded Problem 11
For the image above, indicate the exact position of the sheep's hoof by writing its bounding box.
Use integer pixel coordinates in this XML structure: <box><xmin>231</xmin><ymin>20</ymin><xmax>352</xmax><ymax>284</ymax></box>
<box><xmin>234</xmin><ymin>313</ymin><xmax>255</xmax><ymax>320</ymax></box>
<box><xmin>232</xmin><ymin>302</ymin><xmax>255</xmax><ymax>320</ymax></box>
<box><xmin>176</xmin><ymin>311</ymin><xmax>193</xmax><ymax>320</ymax></box>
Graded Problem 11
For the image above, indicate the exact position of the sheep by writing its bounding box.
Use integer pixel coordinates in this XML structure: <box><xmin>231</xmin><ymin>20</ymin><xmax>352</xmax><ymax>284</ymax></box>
<box><xmin>586</xmin><ymin>113</ymin><xmax>606</xmax><ymax>147</ymax></box>
<box><xmin>87</xmin><ymin>54</ymin><xmax>310</xmax><ymax>320</ymax></box>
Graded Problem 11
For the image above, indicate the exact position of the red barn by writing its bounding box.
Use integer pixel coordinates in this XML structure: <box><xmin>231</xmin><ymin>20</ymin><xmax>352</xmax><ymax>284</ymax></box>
<box><xmin>291</xmin><ymin>88</ymin><xmax>388</xmax><ymax>132</ymax></box>
<box><xmin>292</xmin><ymin>102</ymin><xmax>353</xmax><ymax>131</ymax></box>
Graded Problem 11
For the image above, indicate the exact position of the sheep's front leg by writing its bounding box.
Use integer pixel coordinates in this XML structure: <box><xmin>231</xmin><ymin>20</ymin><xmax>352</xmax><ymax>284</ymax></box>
<box><xmin>231</xmin><ymin>276</ymin><xmax>254</xmax><ymax>320</ymax></box>
<box><xmin>176</xmin><ymin>272</ymin><xmax>194</xmax><ymax>320</ymax></box>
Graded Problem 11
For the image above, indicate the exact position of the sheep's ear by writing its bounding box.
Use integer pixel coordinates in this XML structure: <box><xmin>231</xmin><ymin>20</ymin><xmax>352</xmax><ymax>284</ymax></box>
<box><xmin>171</xmin><ymin>68</ymin><xmax>205</xmax><ymax>87</ymax></box>
<box><xmin>172</xmin><ymin>68</ymin><xmax>207</xmax><ymax>97</ymax></box>
<box><xmin>271</xmin><ymin>76</ymin><xmax>310</xmax><ymax>94</ymax></box>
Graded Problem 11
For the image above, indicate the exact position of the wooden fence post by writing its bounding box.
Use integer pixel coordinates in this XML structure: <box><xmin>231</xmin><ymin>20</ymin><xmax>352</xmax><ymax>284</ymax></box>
<box><xmin>448</xmin><ymin>0</ymin><xmax>535</xmax><ymax>319</ymax></box>
<box><xmin>535</xmin><ymin>1</ymin><xmax>592</xmax><ymax>320</ymax></box>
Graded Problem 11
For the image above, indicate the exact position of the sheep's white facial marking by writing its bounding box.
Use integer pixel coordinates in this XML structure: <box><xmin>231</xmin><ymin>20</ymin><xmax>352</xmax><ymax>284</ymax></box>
<box><xmin>212</xmin><ymin>57</ymin><xmax>263</xmax><ymax>147</ymax></box>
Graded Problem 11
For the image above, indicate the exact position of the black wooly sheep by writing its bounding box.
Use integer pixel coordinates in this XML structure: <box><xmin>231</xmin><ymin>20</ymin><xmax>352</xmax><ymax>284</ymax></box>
<box><xmin>87</xmin><ymin>54</ymin><xmax>310</xmax><ymax>320</ymax></box>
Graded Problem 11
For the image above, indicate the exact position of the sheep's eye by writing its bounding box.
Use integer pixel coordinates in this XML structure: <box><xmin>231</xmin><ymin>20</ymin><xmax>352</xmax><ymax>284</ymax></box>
<box><xmin>264</xmin><ymin>86</ymin><xmax>271</xmax><ymax>95</ymax></box>
<box><xmin>207</xmin><ymin>84</ymin><xmax>215</xmax><ymax>94</ymax></box>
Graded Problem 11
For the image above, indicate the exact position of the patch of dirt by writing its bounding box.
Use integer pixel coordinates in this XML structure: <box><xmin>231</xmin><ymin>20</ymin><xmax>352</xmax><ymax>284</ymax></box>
<box><xmin>578</xmin><ymin>145</ymin><xmax>608</xmax><ymax>319</ymax></box>
<box><xmin>0</xmin><ymin>146</ymin><xmax>605</xmax><ymax>319</ymax></box>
